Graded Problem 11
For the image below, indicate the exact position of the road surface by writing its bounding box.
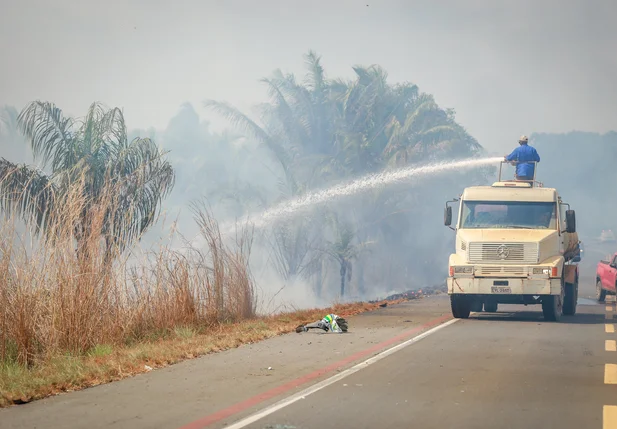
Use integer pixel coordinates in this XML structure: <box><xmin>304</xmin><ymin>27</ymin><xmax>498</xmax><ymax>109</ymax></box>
<box><xmin>234</xmin><ymin>299</ymin><xmax>612</xmax><ymax>429</ymax></box>
<box><xmin>1</xmin><ymin>279</ymin><xmax>615</xmax><ymax>429</ymax></box>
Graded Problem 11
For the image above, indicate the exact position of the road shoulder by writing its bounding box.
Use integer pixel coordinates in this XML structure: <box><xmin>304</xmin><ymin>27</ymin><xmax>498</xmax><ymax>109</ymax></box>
<box><xmin>0</xmin><ymin>295</ymin><xmax>452</xmax><ymax>429</ymax></box>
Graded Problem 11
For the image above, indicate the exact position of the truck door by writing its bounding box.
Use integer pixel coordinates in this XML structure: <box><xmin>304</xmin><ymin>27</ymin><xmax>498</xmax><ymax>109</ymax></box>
<box><xmin>609</xmin><ymin>255</ymin><xmax>617</xmax><ymax>292</ymax></box>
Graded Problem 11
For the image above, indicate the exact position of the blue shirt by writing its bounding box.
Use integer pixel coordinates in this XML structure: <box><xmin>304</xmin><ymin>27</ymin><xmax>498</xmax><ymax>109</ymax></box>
<box><xmin>506</xmin><ymin>144</ymin><xmax>540</xmax><ymax>177</ymax></box>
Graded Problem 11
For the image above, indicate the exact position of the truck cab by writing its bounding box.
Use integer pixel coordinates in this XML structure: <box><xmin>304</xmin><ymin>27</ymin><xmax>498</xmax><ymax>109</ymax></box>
<box><xmin>444</xmin><ymin>162</ymin><xmax>580</xmax><ymax>322</ymax></box>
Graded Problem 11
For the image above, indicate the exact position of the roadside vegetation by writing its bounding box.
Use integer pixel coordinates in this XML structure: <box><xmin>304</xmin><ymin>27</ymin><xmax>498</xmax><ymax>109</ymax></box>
<box><xmin>0</xmin><ymin>51</ymin><xmax>484</xmax><ymax>406</ymax></box>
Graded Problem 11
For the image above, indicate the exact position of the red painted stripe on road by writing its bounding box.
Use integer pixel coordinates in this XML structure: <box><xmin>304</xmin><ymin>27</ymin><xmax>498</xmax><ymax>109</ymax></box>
<box><xmin>177</xmin><ymin>313</ymin><xmax>452</xmax><ymax>429</ymax></box>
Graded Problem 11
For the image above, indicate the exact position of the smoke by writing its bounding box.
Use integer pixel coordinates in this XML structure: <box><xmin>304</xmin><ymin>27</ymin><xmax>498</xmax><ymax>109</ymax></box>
<box><xmin>2</xmin><ymin>1</ymin><xmax>616</xmax><ymax>154</ymax></box>
<box><xmin>4</xmin><ymin>0</ymin><xmax>614</xmax><ymax>308</ymax></box>
<box><xmin>0</xmin><ymin>93</ymin><xmax>500</xmax><ymax>312</ymax></box>
<box><xmin>220</xmin><ymin>157</ymin><xmax>503</xmax><ymax>233</ymax></box>
<box><xmin>531</xmin><ymin>131</ymin><xmax>617</xmax><ymax>239</ymax></box>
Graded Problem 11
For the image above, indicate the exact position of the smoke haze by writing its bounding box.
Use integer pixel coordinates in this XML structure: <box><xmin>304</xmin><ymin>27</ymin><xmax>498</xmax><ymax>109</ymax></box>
<box><xmin>1</xmin><ymin>0</ymin><xmax>615</xmax><ymax>311</ymax></box>
<box><xmin>1</xmin><ymin>0</ymin><xmax>616</xmax><ymax>152</ymax></box>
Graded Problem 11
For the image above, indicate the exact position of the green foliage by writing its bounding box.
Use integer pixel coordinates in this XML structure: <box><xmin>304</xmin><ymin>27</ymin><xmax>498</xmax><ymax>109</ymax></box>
<box><xmin>204</xmin><ymin>50</ymin><xmax>489</xmax><ymax>295</ymax></box>
<box><xmin>0</xmin><ymin>101</ymin><xmax>175</xmax><ymax>258</ymax></box>
<box><xmin>206</xmin><ymin>51</ymin><xmax>484</xmax><ymax>187</ymax></box>
<box><xmin>0</xmin><ymin>51</ymin><xmax>491</xmax><ymax>298</ymax></box>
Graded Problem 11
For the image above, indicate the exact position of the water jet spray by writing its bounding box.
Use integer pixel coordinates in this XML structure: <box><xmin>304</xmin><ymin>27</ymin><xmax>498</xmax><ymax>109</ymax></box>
<box><xmin>212</xmin><ymin>156</ymin><xmax>501</xmax><ymax>239</ymax></box>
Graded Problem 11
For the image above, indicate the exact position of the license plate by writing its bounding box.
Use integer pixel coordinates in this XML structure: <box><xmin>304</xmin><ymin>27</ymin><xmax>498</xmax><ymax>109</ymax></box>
<box><xmin>491</xmin><ymin>286</ymin><xmax>512</xmax><ymax>294</ymax></box>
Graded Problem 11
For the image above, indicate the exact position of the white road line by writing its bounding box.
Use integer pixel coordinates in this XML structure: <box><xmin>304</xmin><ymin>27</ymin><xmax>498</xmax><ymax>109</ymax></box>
<box><xmin>223</xmin><ymin>318</ymin><xmax>460</xmax><ymax>429</ymax></box>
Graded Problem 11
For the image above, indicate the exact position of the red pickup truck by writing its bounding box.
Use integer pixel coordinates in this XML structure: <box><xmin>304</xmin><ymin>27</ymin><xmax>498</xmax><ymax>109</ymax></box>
<box><xmin>597</xmin><ymin>252</ymin><xmax>617</xmax><ymax>302</ymax></box>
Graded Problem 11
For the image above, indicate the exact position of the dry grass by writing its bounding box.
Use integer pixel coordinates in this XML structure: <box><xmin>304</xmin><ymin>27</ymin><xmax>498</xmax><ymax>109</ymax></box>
<box><xmin>0</xmin><ymin>178</ymin><xmax>412</xmax><ymax>408</ymax></box>
<box><xmin>0</xmin><ymin>178</ymin><xmax>257</xmax><ymax>404</ymax></box>
<box><xmin>0</xmin><ymin>182</ymin><xmax>256</xmax><ymax>356</ymax></box>
<box><xmin>0</xmin><ymin>298</ymin><xmax>404</xmax><ymax>407</ymax></box>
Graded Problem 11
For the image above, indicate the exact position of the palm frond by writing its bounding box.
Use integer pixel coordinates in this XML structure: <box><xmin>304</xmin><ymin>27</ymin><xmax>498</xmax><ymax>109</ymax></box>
<box><xmin>260</xmin><ymin>74</ymin><xmax>311</xmax><ymax>150</ymax></box>
<box><xmin>303</xmin><ymin>50</ymin><xmax>326</xmax><ymax>93</ymax></box>
<box><xmin>401</xmin><ymin>98</ymin><xmax>439</xmax><ymax>133</ymax></box>
<box><xmin>0</xmin><ymin>157</ymin><xmax>56</xmax><ymax>235</ymax></box>
<box><xmin>329</xmin><ymin>78</ymin><xmax>352</xmax><ymax>99</ymax></box>
<box><xmin>108</xmin><ymin>137</ymin><xmax>175</xmax><ymax>241</ymax></box>
<box><xmin>17</xmin><ymin>101</ymin><xmax>76</xmax><ymax>171</ymax></box>
<box><xmin>79</xmin><ymin>102</ymin><xmax>108</xmax><ymax>155</ymax></box>
<box><xmin>93</xmin><ymin>105</ymin><xmax>127</xmax><ymax>164</ymax></box>
<box><xmin>273</xmin><ymin>73</ymin><xmax>318</xmax><ymax>149</ymax></box>
<box><xmin>204</xmin><ymin>99</ymin><xmax>292</xmax><ymax>174</ymax></box>
<box><xmin>416</xmin><ymin>124</ymin><xmax>462</xmax><ymax>146</ymax></box>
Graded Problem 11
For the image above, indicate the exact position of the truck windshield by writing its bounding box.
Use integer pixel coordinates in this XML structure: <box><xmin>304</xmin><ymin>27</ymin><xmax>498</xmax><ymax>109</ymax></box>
<box><xmin>460</xmin><ymin>201</ymin><xmax>556</xmax><ymax>229</ymax></box>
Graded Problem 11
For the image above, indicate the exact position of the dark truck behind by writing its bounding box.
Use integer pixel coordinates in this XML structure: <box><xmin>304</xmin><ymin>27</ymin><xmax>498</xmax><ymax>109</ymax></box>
<box><xmin>596</xmin><ymin>252</ymin><xmax>617</xmax><ymax>302</ymax></box>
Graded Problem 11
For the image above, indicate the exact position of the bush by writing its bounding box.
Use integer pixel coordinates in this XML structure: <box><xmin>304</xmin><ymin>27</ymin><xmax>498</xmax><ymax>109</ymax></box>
<box><xmin>0</xmin><ymin>182</ymin><xmax>256</xmax><ymax>367</ymax></box>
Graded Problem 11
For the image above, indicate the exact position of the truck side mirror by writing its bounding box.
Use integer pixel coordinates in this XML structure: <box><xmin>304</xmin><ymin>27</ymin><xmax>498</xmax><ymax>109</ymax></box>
<box><xmin>444</xmin><ymin>206</ymin><xmax>452</xmax><ymax>226</ymax></box>
<box><xmin>565</xmin><ymin>210</ymin><xmax>576</xmax><ymax>233</ymax></box>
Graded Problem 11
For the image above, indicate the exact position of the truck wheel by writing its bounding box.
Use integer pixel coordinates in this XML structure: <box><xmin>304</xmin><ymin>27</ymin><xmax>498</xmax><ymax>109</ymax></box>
<box><xmin>450</xmin><ymin>295</ymin><xmax>471</xmax><ymax>319</ymax></box>
<box><xmin>484</xmin><ymin>300</ymin><xmax>498</xmax><ymax>313</ymax></box>
<box><xmin>597</xmin><ymin>280</ymin><xmax>607</xmax><ymax>303</ymax></box>
<box><xmin>542</xmin><ymin>292</ymin><xmax>563</xmax><ymax>322</ymax></box>
<box><xmin>563</xmin><ymin>281</ymin><xmax>577</xmax><ymax>316</ymax></box>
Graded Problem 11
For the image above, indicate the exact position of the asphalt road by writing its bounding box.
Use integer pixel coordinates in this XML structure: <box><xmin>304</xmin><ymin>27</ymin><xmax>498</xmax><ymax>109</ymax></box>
<box><xmin>232</xmin><ymin>297</ymin><xmax>615</xmax><ymax>429</ymax></box>
<box><xmin>1</xmin><ymin>281</ymin><xmax>615</xmax><ymax>429</ymax></box>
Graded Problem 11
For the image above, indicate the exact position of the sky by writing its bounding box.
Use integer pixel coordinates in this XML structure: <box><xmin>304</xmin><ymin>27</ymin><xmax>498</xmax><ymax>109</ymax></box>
<box><xmin>1</xmin><ymin>0</ymin><xmax>616</xmax><ymax>154</ymax></box>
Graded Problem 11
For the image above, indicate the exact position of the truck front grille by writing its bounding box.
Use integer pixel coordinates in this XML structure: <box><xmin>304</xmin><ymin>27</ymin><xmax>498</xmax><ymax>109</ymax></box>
<box><xmin>476</xmin><ymin>266</ymin><xmax>526</xmax><ymax>276</ymax></box>
<box><xmin>468</xmin><ymin>242</ymin><xmax>539</xmax><ymax>264</ymax></box>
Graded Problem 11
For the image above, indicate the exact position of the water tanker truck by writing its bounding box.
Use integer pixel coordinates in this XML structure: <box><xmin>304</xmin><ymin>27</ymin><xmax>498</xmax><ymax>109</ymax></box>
<box><xmin>443</xmin><ymin>161</ymin><xmax>581</xmax><ymax>321</ymax></box>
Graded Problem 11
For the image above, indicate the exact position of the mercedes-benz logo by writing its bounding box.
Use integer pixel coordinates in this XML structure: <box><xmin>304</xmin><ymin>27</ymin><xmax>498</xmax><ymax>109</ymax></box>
<box><xmin>496</xmin><ymin>244</ymin><xmax>510</xmax><ymax>260</ymax></box>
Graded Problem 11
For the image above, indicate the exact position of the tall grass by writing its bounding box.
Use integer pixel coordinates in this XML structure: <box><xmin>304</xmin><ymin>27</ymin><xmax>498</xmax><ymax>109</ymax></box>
<box><xmin>0</xmin><ymin>178</ymin><xmax>256</xmax><ymax>368</ymax></box>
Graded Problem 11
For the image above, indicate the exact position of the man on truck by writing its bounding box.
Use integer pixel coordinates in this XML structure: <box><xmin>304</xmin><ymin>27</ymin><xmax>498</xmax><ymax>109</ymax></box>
<box><xmin>504</xmin><ymin>135</ymin><xmax>541</xmax><ymax>182</ymax></box>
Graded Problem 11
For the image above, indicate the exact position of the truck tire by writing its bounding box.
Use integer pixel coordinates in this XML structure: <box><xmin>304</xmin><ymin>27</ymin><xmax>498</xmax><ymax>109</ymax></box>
<box><xmin>597</xmin><ymin>279</ymin><xmax>607</xmax><ymax>303</ymax></box>
<box><xmin>450</xmin><ymin>295</ymin><xmax>471</xmax><ymax>319</ymax></box>
<box><xmin>470</xmin><ymin>300</ymin><xmax>483</xmax><ymax>312</ymax></box>
<box><xmin>542</xmin><ymin>283</ymin><xmax>564</xmax><ymax>322</ymax></box>
<box><xmin>484</xmin><ymin>299</ymin><xmax>498</xmax><ymax>313</ymax></box>
<box><xmin>563</xmin><ymin>281</ymin><xmax>578</xmax><ymax>316</ymax></box>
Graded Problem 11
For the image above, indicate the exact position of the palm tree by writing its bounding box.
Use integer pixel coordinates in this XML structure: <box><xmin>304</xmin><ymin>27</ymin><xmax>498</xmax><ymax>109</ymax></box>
<box><xmin>323</xmin><ymin>212</ymin><xmax>373</xmax><ymax>298</ymax></box>
<box><xmin>0</xmin><ymin>101</ymin><xmax>175</xmax><ymax>262</ymax></box>
<box><xmin>205</xmin><ymin>50</ymin><xmax>491</xmax><ymax>296</ymax></box>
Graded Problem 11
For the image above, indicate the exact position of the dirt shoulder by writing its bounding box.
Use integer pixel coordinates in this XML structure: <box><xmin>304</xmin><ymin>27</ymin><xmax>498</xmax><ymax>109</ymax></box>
<box><xmin>0</xmin><ymin>294</ymin><xmax>452</xmax><ymax>429</ymax></box>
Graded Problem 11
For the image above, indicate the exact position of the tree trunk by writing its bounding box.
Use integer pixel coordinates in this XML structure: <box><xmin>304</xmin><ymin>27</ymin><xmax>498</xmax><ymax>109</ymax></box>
<box><xmin>313</xmin><ymin>258</ymin><xmax>323</xmax><ymax>298</ymax></box>
<box><xmin>340</xmin><ymin>258</ymin><xmax>347</xmax><ymax>297</ymax></box>
<box><xmin>357</xmin><ymin>262</ymin><xmax>364</xmax><ymax>296</ymax></box>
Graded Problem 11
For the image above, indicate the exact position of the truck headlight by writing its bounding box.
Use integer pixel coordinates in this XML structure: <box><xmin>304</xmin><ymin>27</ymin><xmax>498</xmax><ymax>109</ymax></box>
<box><xmin>532</xmin><ymin>267</ymin><xmax>558</xmax><ymax>276</ymax></box>
<box><xmin>450</xmin><ymin>266</ymin><xmax>473</xmax><ymax>276</ymax></box>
